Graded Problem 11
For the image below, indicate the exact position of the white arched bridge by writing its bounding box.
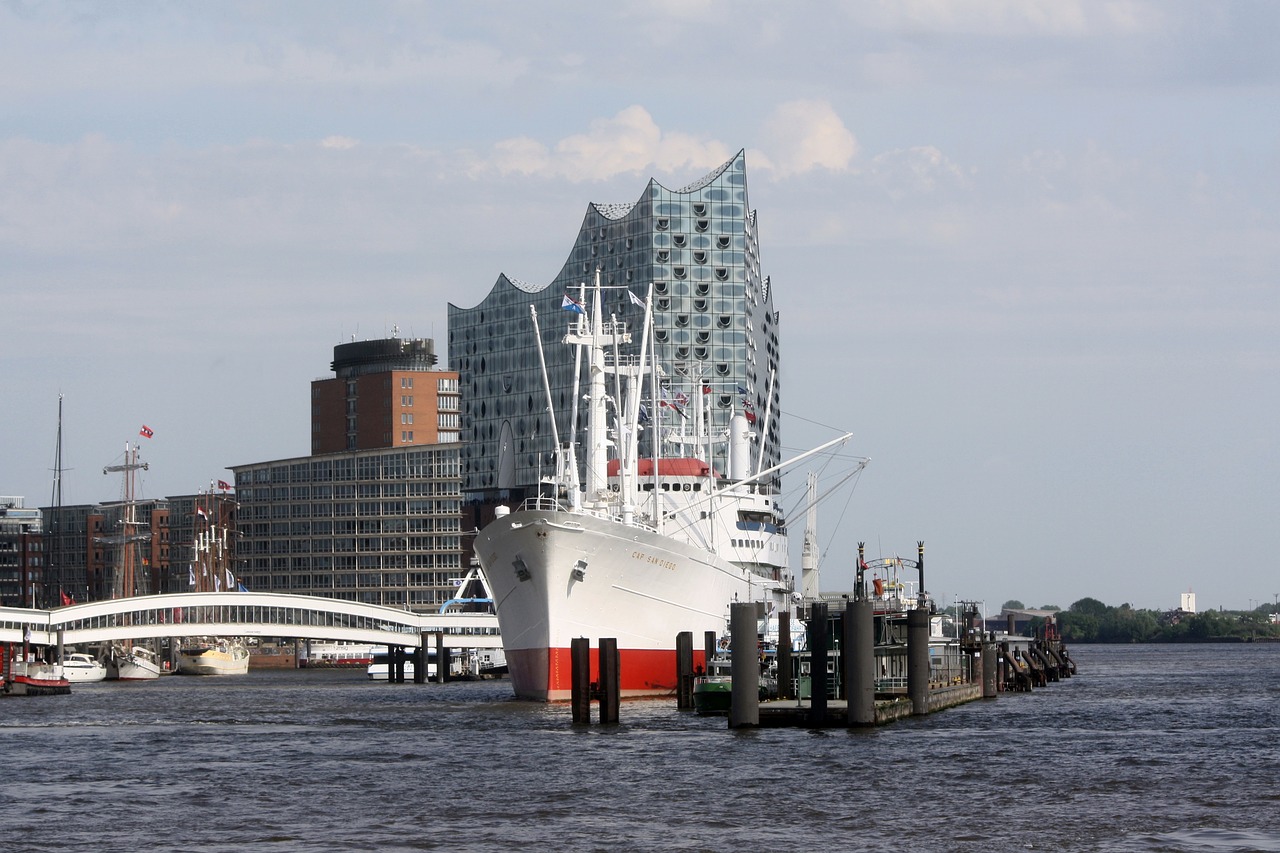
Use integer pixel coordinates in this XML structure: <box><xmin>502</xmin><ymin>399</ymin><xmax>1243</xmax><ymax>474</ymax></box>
<box><xmin>0</xmin><ymin>592</ymin><xmax>501</xmax><ymax>650</ymax></box>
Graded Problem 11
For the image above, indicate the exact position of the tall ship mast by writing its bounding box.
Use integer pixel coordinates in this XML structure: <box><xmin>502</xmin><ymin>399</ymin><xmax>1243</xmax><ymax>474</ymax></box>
<box><xmin>100</xmin><ymin>442</ymin><xmax>152</xmax><ymax>599</ymax></box>
<box><xmin>474</xmin><ymin>275</ymin><xmax>853</xmax><ymax>700</ymax></box>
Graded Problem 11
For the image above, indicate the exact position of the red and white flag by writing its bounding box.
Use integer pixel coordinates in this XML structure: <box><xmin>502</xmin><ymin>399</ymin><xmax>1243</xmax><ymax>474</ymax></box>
<box><xmin>139</xmin><ymin>425</ymin><xmax>154</xmax><ymax>438</ymax></box>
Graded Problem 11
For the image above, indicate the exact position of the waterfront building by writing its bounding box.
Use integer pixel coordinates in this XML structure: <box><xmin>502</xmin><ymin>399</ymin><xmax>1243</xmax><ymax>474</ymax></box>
<box><xmin>232</xmin><ymin>336</ymin><xmax>467</xmax><ymax>612</ymax></box>
<box><xmin>447</xmin><ymin>150</ymin><xmax>782</xmax><ymax>504</ymax></box>
<box><xmin>230</xmin><ymin>445</ymin><xmax>463</xmax><ymax>611</ymax></box>
<box><xmin>0</xmin><ymin>497</ymin><xmax>42</xmax><ymax>607</ymax></box>
<box><xmin>312</xmin><ymin>337</ymin><xmax>460</xmax><ymax>454</ymax></box>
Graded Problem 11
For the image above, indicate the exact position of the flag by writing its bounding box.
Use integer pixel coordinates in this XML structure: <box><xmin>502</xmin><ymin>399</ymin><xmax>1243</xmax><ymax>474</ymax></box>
<box><xmin>237</xmin><ymin>582</ymin><xmax>249</xmax><ymax>592</ymax></box>
<box><xmin>225</xmin><ymin>568</ymin><xmax>234</xmax><ymax>588</ymax></box>
<box><xmin>639</xmin><ymin>403</ymin><xmax>649</xmax><ymax>423</ymax></box>
<box><xmin>139</xmin><ymin>424</ymin><xmax>154</xmax><ymax>438</ymax></box>
<box><xmin>189</xmin><ymin>565</ymin><xmax>196</xmax><ymax>587</ymax></box>
<box><xmin>214</xmin><ymin>575</ymin><xmax>222</xmax><ymax>592</ymax></box>
<box><xmin>196</xmin><ymin>505</ymin><xmax>208</xmax><ymax>520</ymax></box>
<box><xmin>628</xmin><ymin>290</ymin><xmax>645</xmax><ymax>308</ymax></box>
<box><xmin>562</xmin><ymin>294</ymin><xmax>585</xmax><ymax>314</ymax></box>
<box><xmin>60</xmin><ymin>589</ymin><xmax>74</xmax><ymax>607</ymax></box>
<box><xmin>217</xmin><ymin>479</ymin><xmax>231</xmax><ymax>491</ymax></box>
<box><xmin>24</xmin><ymin>625</ymin><xmax>32</xmax><ymax>643</ymax></box>
<box><xmin>737</xmin><ymin>385</ymin><xmax>749</xmax><ymax>395</ymax></box>
<box><xmin>702</xmin><ymin>384</ymin><xmax>712</xmax><ymax>395</ymax></box>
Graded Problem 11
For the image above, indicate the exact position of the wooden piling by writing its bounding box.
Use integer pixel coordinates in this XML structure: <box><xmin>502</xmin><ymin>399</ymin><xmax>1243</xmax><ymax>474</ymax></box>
<box><xmin>846</xmin><ymin>598</ymin><xmax>875</xmax><ymax>726</ymax></box>
<box><xmin>728</xmin><ymin>602</ymin><xmax>759</xmax><ymax>728</ymax></box>
<box><xmin>676</xmin><ymin>631</ymin><xmax>694</xmax><ymax>711</ymax></box>
<box><xmin>703</xmin><ymin>630</ymin><xmax>717</xmax><ymax>672</ymax></box>
<box><xmin>907</xmin><ymin>607</ymin><xmax>929</xmax><ymax>715</ymax></box>
<box><xmin>391</xmin><ymin>645</ymin><xmax>405</xmax><ymax>683</ymax></box>
<box><xmin>598</xmin><ymin>638</ymin><xmax>620</xmax><ymax>724</ymax></box>
<box><xmin>777</xmin><ymin>609</ymin><xmax>793</xmax><ymax>701</ymax></box>
<box><xmin>809</xmin><ymin>601</ymin><xmax>829</xmax><ymax>725</ymax></box>
<box><xmin>414</xmin><ymin>633</ymin><xmax>428</xmax><ymax>684</ymax></box>
<box><xmin>570</xmin><ymin>637</ymin><xmax>590</xmax><ymax>724</ymax></box>
<box><xmin>435</xmin><ymin>631</ymin><xmax>446</xmax><ymax>684</ymax></box>
<box><xmin>981</xmin><ymin>643</ymin><xmax>998</xmax><ymax>698</ymax></box>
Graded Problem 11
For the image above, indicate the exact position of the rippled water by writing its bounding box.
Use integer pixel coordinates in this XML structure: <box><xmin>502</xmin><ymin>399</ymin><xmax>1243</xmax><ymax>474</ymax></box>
<box><xmin>2</xmin><ymin>644</ymin><xmax>1278</xmax><ymax>852</ymax></box>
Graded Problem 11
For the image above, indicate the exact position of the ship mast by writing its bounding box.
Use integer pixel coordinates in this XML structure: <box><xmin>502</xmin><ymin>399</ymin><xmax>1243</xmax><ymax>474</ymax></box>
<box><xmin>101</xmin><ymin>442</ymin><xmax>150</xmax><ymax>599</ymax></box>
<box><xmin>800</xmin><ymin>471</ymin><xmax>820</xmax><ymax>599</ymax></box>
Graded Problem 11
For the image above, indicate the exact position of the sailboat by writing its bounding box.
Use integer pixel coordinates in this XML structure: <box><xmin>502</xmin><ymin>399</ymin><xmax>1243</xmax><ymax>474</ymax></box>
<box><xmin>473</xmin><ymin>275</ymin><xmax>858</xmax><ymax>701</ymax></box>
<box><xmin>99</xmin><ymin>437</ymin><xmax>162</xmax><ymax>681</ymax></box>
<box><xmin>176</xmin><ymin>484</ymin><xmax>249</xmax><ymax>676</ymax></box>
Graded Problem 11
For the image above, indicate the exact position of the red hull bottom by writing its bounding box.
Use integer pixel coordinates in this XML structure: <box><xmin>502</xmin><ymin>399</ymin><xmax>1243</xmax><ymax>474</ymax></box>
<box><xmin>507</xmin><ymin>646</ymin><xmax>708</xmax><ymax>702</ymax></box>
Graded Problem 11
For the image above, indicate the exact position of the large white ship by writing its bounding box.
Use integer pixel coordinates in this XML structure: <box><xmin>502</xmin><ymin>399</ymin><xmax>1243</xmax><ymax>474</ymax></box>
<box><xmin>475</xmin><ymin>277</ymin><xmax>854</xmax><ymax>701</ymax></box>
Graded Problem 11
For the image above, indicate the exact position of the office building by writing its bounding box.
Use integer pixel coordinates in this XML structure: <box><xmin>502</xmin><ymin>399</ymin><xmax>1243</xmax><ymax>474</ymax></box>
<box><xmin>447</xmin><ymin>150</ymin><xmax>781</xmax><ymax>503</ymax></box>
<box><xmin>233</xmin><ymin>336</ymin><xmax>466</xmax><ymax>612</ymax></box>
<box><xmin>0</xmin><ymin>497</ymin><xmax>42</xmax><ymax>607</ymax></box>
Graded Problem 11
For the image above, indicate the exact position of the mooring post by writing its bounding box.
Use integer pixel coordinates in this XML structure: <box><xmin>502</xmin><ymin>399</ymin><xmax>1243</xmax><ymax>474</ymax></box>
<box><xmin>435</xmin><ymin>631</ymin><xmax>446</xmax><ymax>684</ymax></box>
<box><xmin>570</xmin><ymin>637</ymin><xmax>591</xmax><ymax>724</ymax></box>
<box><xmin>728</xmin><ymin>601</ymin><xmax>760</xmax><ymax>728</ymax></box>
<box><xmin>56</xmin><ymin>628</ymin><xmax>65</xmax><ymax>665</ymax></box>
<box><xmin>907</xmin><ymin>606</ymin><xmax>930</xmax><ymax>715</ymax></box>
<box><xmin>777</xmin><ymin>608</ymin><xmax>792</xmax><ymax>701</ymax></box>
<box><xmin>391</xmin><ymin>645</ymin><xmax>404</xmax><ymax>683</ymax></box>
<box><xmin>676</xmin><ymin>631</ymin><xmax>694</xmax><ymax>710</ymax></box>
<box><xmin>703</xmin><ymin>630</ymin><xmax>717</xmax><ymax>672</ymax></box>
<box><xmin>414</xmin><ymin>632</ymin><xmax>428</xmax><ymax>684</ymax></box>
<box><xmin>847</xmin><ymin>598</ymin><xmax>875</xmax><ymax>726</ymax></box>
<box><xmin>982</xmin><ymin>642</ymin><xmax>998</xmax><ymax>698</ymax></box>
<box><xmin>598</xmin><ymin>638</ymin><xmax>620</xmax><ymax>724</ymax></box>
<box><xmin>810</xmin><ymin>601</ymin><xmax>829</xmax><ymax>725</ymax></box>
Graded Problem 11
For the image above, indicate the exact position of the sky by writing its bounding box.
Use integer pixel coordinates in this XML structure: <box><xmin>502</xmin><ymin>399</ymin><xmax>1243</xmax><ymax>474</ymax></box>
<box><xmin>2</xmin><ymin>1</ymin><xmax>1277</xmax><ymax>615</ymax></box>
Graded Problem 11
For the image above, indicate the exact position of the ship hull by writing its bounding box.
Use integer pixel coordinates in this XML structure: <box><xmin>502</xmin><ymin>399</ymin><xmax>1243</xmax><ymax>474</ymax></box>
<box><xmin>178</xmin><ymin>642</ymin><xmax>249</xmax><ymax>676</ymax></box>
<box><xmin>477</xmin><ymin>507</ymin><xmax>773</xmax><ymax>701</ymax></box>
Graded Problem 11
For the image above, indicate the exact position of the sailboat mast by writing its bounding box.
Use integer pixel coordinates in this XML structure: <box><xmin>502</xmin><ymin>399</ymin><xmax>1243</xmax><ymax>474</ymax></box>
<box><xmin>49</xmin><ymin>394</ymin><xmax>64</xmax><ymax>607</ymax></box>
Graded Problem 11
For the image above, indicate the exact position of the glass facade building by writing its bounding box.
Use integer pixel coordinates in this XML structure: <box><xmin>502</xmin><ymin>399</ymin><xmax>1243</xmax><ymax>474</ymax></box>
<box><xmin>447</xmin><ymin>150</ymin><xmax>781</xmax><ymax>499</ymax></box>
<box><xmin>230</xmin><ymin>445</ymin><xmax>465</xmax><ymax>613</ymax></box>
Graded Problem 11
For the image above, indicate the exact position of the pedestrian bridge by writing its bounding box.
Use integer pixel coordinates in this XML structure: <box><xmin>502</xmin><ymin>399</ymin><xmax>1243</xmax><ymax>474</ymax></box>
<box><xmin>0</xmin><ymin>592</ymin><xmax>501</xmax><ymax>650</ymax></box>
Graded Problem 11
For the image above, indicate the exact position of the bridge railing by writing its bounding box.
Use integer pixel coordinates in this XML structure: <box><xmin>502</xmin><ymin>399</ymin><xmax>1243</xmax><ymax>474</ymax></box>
<box><xmin>0</xmin><ymin>592</ymin><xmax>500</xmax><ymax>649</ymax></box>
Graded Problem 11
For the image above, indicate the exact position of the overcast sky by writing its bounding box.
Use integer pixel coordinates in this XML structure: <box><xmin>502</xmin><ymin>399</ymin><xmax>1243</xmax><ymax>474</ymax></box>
<box><xmin>3</xmin><ymin>1</ymin><xmax>1276</xmax><ymax>614</ymax></box>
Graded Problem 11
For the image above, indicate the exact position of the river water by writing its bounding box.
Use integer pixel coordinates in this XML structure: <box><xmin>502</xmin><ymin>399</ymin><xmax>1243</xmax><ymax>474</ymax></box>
<box><xmin>2</xmin><ymin>643</ymin><xmax>1278</xmax><ymax>852</ymax></box>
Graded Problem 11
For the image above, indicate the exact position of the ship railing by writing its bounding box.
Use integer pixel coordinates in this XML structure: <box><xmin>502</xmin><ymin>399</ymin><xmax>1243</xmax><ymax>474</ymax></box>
<box><xmin>518</xmin><ymin>496</ymin><xmax>570</xmax><ymax>513</ymax></box>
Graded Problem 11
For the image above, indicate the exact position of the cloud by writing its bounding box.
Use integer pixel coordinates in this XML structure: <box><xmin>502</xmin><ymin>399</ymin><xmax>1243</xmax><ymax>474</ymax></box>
<box><xmin>320</xmin><ymin>136</ymin><xmax>359</xmax><ymax>150</ymax></box>
<box><xmin>868</xmin><ymin>145</ymin><xmax>973</xmax><ymax>197</ymax></box>
<box><xmin>853</xmin><ymin>0</ymin><xmax>1162</xmax><ymax>38</ymax></box>
<box><xmin>755</xmin><ymin>100</ymin><xmax>859</xmax><ymax>178</ymax></box>
<box><xmin>484</xmin><ymin>106</ymin><xmax>732</xmax><ymax>182</ymax></box>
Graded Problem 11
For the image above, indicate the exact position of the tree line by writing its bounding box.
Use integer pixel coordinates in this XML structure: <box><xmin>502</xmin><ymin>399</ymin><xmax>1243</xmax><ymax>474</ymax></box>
<box><xmin>1010</xmin><ymin>597</ymin><xmax>1280</xmax><ymax>643</ymax></box>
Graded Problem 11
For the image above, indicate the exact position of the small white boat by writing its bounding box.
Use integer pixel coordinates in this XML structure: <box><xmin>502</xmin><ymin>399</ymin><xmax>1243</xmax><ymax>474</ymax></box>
<box><xmin>177</xmin><ymin>638</ymin><xmax>250</xmax><ymax>676</ymax></box>
<box><xmin>110</xmin><ymin>644</ymin><xmax>162</xmax><ymax>680</ymax></box>
<box><xmin>62</xmin><ymin>652</ymin><xmax>107</xmax><ymax>683</ymax></box>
